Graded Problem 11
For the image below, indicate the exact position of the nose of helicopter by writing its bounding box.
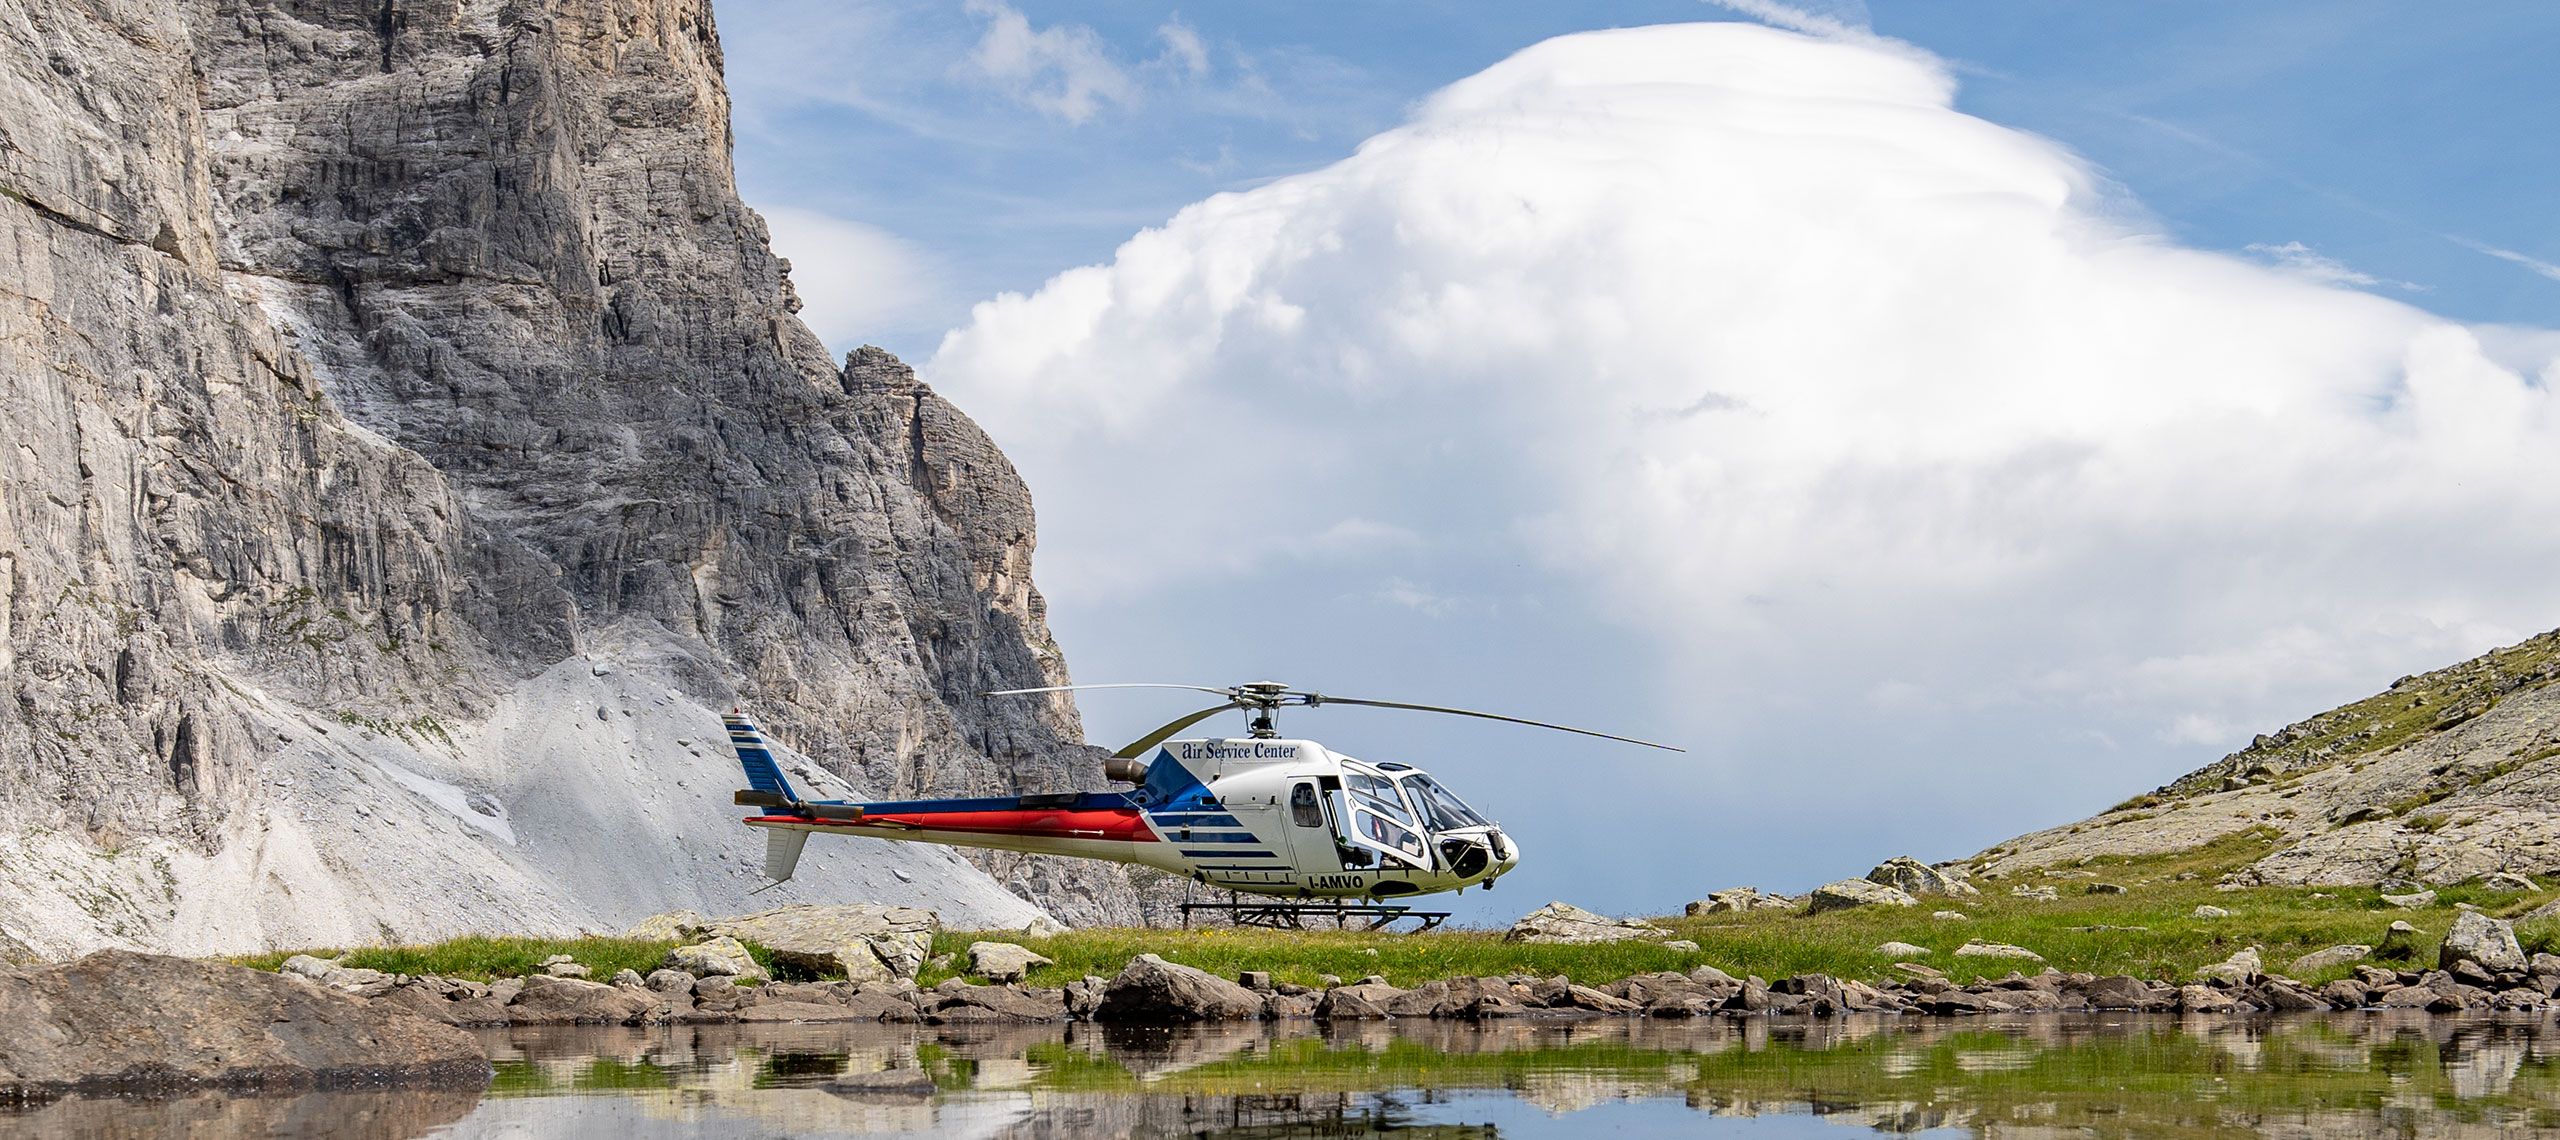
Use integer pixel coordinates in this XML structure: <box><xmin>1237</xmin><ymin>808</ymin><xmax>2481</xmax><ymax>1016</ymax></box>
<box><xmin>1491</xmin><ymin>828</ymin><xmax>1520</xmax><ymax>877</ymax></box>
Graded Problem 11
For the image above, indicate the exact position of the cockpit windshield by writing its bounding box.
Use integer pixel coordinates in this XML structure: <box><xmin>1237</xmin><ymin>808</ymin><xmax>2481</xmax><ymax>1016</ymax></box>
<box><xmin>1396</xmin><ymin>773</ymin><xmax>1489</xmax><ymax>831</ymax></box>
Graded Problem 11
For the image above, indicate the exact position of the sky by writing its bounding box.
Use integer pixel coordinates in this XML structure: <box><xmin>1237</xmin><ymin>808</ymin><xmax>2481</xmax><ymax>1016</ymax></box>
<box><xmin>719</xmin><ymin>1</ymin><xmax>2560</xmax><ymax>920</ymax></box>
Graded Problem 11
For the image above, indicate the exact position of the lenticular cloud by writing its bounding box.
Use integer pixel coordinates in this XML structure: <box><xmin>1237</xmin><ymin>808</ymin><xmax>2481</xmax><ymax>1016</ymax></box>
<box><xmin>927</xmin><ymin>22</ymin><xmax>2560</xmax><ymax>749</ymax></box>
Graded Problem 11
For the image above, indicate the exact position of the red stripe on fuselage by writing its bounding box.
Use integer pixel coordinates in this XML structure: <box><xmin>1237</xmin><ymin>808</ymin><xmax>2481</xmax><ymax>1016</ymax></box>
<box><xmin>749</xmin><ymin>808</ymin><xmax>1158</xmax><ymax>842</ymax></box>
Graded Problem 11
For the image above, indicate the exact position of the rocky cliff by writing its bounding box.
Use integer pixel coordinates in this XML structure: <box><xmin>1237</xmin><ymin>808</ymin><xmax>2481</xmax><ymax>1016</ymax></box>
<box><xmin>0</xmin><ymin>0</ymin><xmax>1145</xmax><ymax>958</ymax></box>
<box><xmin>1974</xmin><ymin>627</ymin><xmax>2560</xmax><ymax>888</ymax></box>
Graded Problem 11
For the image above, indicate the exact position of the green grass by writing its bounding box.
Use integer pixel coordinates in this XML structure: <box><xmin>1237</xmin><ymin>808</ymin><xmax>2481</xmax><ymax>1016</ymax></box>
<box><xmin>915</xmin><ymin>829</ymin><xmax>2549</xmax><ymax>990</ymax></box>
<box><xmin>234</xmin><ymin>832</ymin><xmax>2555</xmax><ymax>992</ymax></box>
<box><xmin>232</xmin><ymin>934</ymin><xmax>689</xmax><ymax>982</ymax></box>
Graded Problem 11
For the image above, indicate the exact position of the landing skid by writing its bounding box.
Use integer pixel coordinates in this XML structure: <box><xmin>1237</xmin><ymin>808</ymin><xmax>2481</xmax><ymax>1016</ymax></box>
<box><xmin>1177</xmin><ymin>889</ymin><xmax>1450</xmax><ymax>932</ymax></box>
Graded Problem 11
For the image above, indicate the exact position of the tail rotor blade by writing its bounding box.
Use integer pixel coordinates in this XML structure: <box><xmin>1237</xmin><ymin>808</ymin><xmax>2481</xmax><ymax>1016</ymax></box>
<box><xmin>1306</xmin><ymin>695</ymin><xmax>1684</xmax><ymax>752</ymax></box>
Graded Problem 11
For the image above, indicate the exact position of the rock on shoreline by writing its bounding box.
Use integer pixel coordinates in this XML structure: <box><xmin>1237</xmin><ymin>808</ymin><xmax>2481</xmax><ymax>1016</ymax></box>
<box><xmin>0</xmin><ymin>952</ymin><xmax>489</xmax><ymax>1103</ymax></box>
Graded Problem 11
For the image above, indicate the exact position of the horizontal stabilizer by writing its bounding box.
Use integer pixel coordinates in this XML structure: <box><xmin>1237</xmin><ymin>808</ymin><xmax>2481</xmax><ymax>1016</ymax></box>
<box><xmin>764</xmin><ymin>827</ymin><xmax>810</xmax><ymax>883</ymax></box>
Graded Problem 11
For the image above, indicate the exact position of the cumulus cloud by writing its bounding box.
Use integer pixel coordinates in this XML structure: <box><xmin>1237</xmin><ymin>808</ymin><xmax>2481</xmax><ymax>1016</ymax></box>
<box><xmin>961</xmin><ymin>0</ymin><xmax>1139</xmax><ymax>124</ymax></box>
<box><xmin>761</xmin><ymin>206</ymin><xmax>947</xmax><ymax>353</ymax></box>
<box><xmin>927</xmin><ymin>23</ymin><xmax>2560</xmax><ymax>845</ymax></box>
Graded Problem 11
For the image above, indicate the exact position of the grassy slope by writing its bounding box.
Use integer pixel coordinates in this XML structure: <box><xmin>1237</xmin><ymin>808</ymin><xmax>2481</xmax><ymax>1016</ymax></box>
<box><xmin>240</xmin><ymin>829</ymin><xmax>2560</xmax><ymax>990</ymax></box>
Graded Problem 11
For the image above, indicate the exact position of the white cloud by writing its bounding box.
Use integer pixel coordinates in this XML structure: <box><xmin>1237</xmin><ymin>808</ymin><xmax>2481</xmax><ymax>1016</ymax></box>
<box><xmin>1155</xmin><ymin>18</ymin><xmax>1210</xmax><ymax>79</ymax></box>
<box><xmin>927</xmin><ymin>23</ymin><xmax>2560</xmax><ymax>786</ymax></box>
<box><xmin>2456</xmin><ymin>236</ymin><xmax>2560</xmax><ymax>283</ymax></box>
<box><xmin>760</xmin><ymin>206</ymin><xmax>946</xmax><ymax>353</ymax></box>
<box><xmin>1375</xmin><ymin>578</ymin><xmax>1458</xmax><ymax>617</ymax></box>
<box><xmin>2244</xmin><ymin>241</ymin><xmax>2378</xmax><ymax>286</ymax></box>
<box><xmin>961</xmin><ymin>0</ymin><xmax>1139</xmax><ymax>125</ymax></box>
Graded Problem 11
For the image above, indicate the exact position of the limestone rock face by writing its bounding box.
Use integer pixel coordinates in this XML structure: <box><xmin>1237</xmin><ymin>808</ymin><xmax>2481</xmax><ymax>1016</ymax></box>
<box><xmin>0</xmin><ymin>951</ymin><xmax>488</xmax><ymax>1097</ymax></box>
<box><xmin>1504</xmin><ymin>902</ymin><xmax>1671</xmax><ymax>943</ymax></box>
<box><xmin>0</xmin><ymin>0</ymin><xmax>1145</xmax><ymax>953</ymax></box>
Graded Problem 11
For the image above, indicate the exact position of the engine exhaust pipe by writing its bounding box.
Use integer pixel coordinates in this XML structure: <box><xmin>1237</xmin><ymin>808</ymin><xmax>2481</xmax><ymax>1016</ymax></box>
<box><xmin>1103</xmin><ymin>755</ymin><xmax>1148</xmax><ymax>783</ymax></box>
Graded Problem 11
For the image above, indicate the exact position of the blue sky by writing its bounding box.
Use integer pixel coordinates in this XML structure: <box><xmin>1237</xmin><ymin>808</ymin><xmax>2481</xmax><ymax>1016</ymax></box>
<box><xmin>726</xmin><ymin>0</ymin><xmax>2558</xmax><ymax>360</ymax></box>
<box><xmin>719</xmin><ymin>2</ymin><xmax>2560</xmax><ymax>920</ymax></box>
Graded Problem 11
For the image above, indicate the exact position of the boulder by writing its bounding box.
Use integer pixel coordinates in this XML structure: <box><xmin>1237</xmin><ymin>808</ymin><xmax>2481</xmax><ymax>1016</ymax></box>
<box><xmin>609</xmin><ymin>968</ymin><xmax>648</xmax><ymax>988</ymax></box>
<box><xmin>922</xmin><ymin>982</ymin><xmax>1068</xmax><ymax>1022</ymax></box>
<box><xmin>2191</xmin><ymin>905</ymin><xmax>2231</xmax><ymax>919</ymax></box>
<box><xmin>2084</xmin><ymin>883</ymin><xmax>2127</xmax><ymax>895</ymax></box>
<box><xmin>2009</xmin><ymin>886</ymin><xmax>2059</xmax><ymax>902</ymax></box>
<box><xmin>2439</xmin><ymin>910</ymin><xmax>2527</xmax><ymax>974</ymax></box>
<box><xmin>1875</xmin><ymin>941</ymin><xmax>1931</xmax><ymax>957</ymax></box>
<box><xmin>2177</xmin><ymin>984</ymin><xmax>2238</xmax><ymax>1013</ymax></box>
<box><xmin>702</xmin><ymin>905</ymin><xmax>940</xmax><ymax>982</ymax></box>
<box><xmin>0</xmin><ymin>952</ymin><xmax>488</xmax><ymax>1099</ymax></box>
<box><xmin>663</xmin><ymin>936</ymin><xmax>766</xmax><ymax>982</ymax></box>
<box><xmin>1064</xmin><ymin>975</ymin><xmax>1108</xmax><ymax>1019</ymax></box>
<box><xmin>1687</xmin><ymin>888</ymin><xmax>1794</xmax><ymax>915</ymax></box>
<box><xmin>280</xmin><ymin>954</ymin><xmax>398</xmax><ymax>999</ymax></box>
<box><xmin>1866</xmin><ymin>857</ymin><xmax>1980</xmax><ymax>897</ymax></box>
<box><xmin>1263</xmin><ymin>992</ymin><xmax>1319</xmax><ymax>1018</ymax></box>
<box><xmin>2482</xmin><ymin>872</ymin><xmax>2541</xmax><ymax>892</ymax></box>
<box><xmin>1238</xmin><ymin>970</ymin><xmax>1273</xmax><ymax>991</ymax></box>
<box><xmin>2288</xmin><ymin>945</ymin><xmax>2373</xmax><ymax>975</ymax></box>
<box><xmin>1806</xmin><ymin>880</ymin><xmax>1918</xmax><ymax>914</ymax></box>
<box><xmin>1505</xmin><ymin>901</ymin><xmax>1670</xmax><ymax>943</ymax></box>
<box><xmin>966</xmin><ymin>942</ymin><xmax>1053</xmax><ymax>983</ymax></box>
<box><xmin>1095</xmin><ymin>954</ymin><xmax>1265</xmax><ymax>1021</ymax></box>
<box><xmin>377</xmin><ymin>979</ymin><xmax>511</xmax><ymax>1028</ymax></box>
<box><xmin>2081</xmin><ymin>975</ymin><xmax>2164</xmax><ymax>1010</ymax></box>
<box><xmin>2194</xmin><ymin>947</ymin><xmax>2263</xmax><ymax>986</ymax></box>
<box><xmin>1561</xmin><ymin>984</ymin><xmax>1640</xmax><ymax>1013</ymax></box>
<box><xmin>1316</xmin><ymin>981</ymin><xmax>1402</xmax><ymax>1019</ymax></box>
<box><xmin>2381</xmin><ymin>889</ymin><xmax>2437</xmax><ymax>909</ymax></box>
<box><xmin>624</xmin><ymin>910</ymin><xmax>708</xmax><ymax>941</ymax></box>
<box><xmin>1659</xmin><ymin>940</ymin><xmax>1700</xmax><ymax>953</ymax></box>
<box><xmin>506</xmin><ymin>975</ymin><xmax>657</xmax><ymax>1025</ymax></box>
<box><xmin>1952</xmin><ymin>940</ymin><xmax>2042</xmax><ymax>962</ymax></box>
<box><xmin>644</xmin><ymin>969</ymin><xmax>695</xmax><ymax>995</ymax></box>
<box><xmin>1931</xmin><ymin>911</ymin><xmax>1969</xmax><ymax>921</ymax></box>
<box><xmin>2376</xmin><ymin>920</ymin><xmax>2428</xmax><ymax>963</ymax></box>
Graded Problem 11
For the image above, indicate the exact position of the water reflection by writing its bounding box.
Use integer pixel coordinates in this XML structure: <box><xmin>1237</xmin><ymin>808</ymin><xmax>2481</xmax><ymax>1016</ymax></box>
<box><xmin>12</xmin><ymin>1012</ymin><xmax>2560</xmax><ymax>1137</ymax></box>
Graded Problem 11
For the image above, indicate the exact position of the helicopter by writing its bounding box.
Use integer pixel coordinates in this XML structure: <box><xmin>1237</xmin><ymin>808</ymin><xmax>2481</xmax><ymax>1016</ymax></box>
<box><xmin>727</xmin><ymin>681</ymin><xmax>1679</xmax><ymax>902</ymax></box>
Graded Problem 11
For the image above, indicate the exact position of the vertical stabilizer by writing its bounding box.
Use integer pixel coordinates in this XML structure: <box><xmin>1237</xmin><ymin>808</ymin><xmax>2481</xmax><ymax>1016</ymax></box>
<box><xmin>726</xmin><ymin>709</ymin><xmax>802</xmax><ymax>804</ymax></box>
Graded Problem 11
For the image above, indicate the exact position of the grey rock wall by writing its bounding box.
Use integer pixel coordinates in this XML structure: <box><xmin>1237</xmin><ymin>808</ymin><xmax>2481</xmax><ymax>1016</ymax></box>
<box><xmin>0</xmin><ymin>0</ymin><xmax>1147</xmax><ymax>954</ymax></box>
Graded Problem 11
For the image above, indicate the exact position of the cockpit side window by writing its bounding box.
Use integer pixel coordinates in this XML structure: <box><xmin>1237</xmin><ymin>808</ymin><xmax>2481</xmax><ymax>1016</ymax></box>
<box><xmin>1289</xmin><ymin>782</ymin><xmax>1323</xmax><ymax>828</ymax></box>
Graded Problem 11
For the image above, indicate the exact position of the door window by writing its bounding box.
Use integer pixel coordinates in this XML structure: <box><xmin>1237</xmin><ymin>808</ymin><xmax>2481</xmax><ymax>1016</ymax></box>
<box><xmin>1289</xmin><ymin>783</ymin><xmax>1324</xmax><ymax>828</ymax></box>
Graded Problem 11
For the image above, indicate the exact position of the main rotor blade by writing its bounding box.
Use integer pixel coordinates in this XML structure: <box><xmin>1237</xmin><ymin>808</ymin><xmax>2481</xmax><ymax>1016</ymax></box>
<box><xmin>1114</xmin><ymin>701</ymin><xmax>1246</xmax><ymax>759</ymax></box>
<box><xmin>1305</xmin><ymin>695</ymin><xmax>1684</xmax><ymax>752</ymax></box>
<box><xmin>984</xmin><ymin>683</ymin><xmax>1236</xmax><ymax>699</ymax></box>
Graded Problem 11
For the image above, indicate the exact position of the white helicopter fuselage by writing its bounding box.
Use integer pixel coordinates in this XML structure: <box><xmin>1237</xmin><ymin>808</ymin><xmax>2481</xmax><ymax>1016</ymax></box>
<box><xmin>734</xmin><ymin>720</ymin><xmax>1519</xmax><ymax>900</ymax></box>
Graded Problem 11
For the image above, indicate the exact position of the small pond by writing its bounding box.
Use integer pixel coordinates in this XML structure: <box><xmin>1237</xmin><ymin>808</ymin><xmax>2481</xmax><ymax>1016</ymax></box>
<box><xmin>10</xmin><ymin>1011</ymin><xmax>2560</xmax><ymax>1137</ymax></box>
